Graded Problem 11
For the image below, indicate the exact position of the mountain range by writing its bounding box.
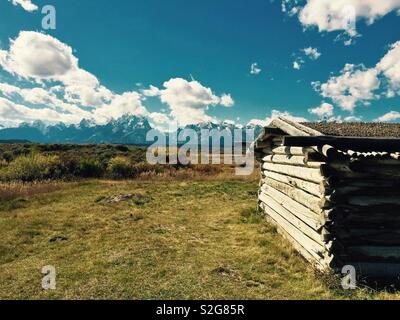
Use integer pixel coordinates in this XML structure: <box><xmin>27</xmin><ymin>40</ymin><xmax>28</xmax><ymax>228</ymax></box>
<box><xmin>0</xmin><ymin>115</ymin><xmax>263</xmax><ymax>145</ymax></box>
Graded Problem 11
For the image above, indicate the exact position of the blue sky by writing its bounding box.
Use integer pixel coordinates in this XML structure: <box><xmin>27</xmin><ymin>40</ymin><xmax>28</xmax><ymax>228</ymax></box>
<box><xmin>0</xmin><ymin>0</ymin><xmax>400</xmax><ymax>128</ymax></box>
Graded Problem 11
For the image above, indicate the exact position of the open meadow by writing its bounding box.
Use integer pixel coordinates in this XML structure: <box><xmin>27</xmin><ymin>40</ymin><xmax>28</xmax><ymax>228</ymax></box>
<box><xmin>0</xmin><ymin>144</ymin><xmax>398</xmax><ymax>299</ymax></box>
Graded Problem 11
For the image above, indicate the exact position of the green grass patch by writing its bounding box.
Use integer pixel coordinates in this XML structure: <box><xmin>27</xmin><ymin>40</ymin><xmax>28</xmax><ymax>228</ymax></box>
<box><xmin>0</xmin><ymin>179</ymin><xmax>398</xmax><ymax>300</ymax></box>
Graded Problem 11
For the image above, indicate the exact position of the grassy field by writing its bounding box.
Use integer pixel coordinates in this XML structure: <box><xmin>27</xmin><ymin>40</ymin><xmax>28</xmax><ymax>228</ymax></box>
<box><xmin>0</xmin><ymin>177</ymin><xmax>399</xmax><ymax>300</ymax></box>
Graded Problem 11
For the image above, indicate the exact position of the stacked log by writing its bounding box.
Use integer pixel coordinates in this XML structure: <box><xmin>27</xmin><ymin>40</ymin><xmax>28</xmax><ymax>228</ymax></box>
<box><xmin>256</xmin><ymin>119</ymin><xmax>400</xmax><ymax>279</ymax></box>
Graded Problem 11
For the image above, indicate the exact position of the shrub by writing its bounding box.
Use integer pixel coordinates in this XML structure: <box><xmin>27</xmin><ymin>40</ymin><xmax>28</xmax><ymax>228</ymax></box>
<box><xmin>132</xmin><ymin>162</ymin><xmax>164</xmax><ymax>177</ymax></box>
<box><xmin>2</xmin><ymin>152</ymin><xmax>13</xmax><ymax>163</ymax></box>
<box><xmin>107</xmin><ymin>156</ymin><xmax>133</xmax><ymax>179</ymax></box>
<box><xmin>191</xmin><ymin>164</ymin><xmax>223</xmax><ymax>175</ymax></box>
<box><xmin>115</xmin><ymin>145</ymin><xmax>129</xmax><ymax>152</ymax></box>
<box><xmin>76</xmin><ymin>159</ymin><xmax>104</xmax><ymax>178</ymax></box>
<box><xmin>0</xmin><ymin>154</ymin><xmax>62</xmax><ymax>182</ymax></box>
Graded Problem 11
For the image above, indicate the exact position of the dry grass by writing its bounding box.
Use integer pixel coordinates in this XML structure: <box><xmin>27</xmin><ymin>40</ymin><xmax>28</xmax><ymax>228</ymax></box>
<box><xmin>136</xmin><ymin>164</ymin><xmax>260</xmax><ymax>182</ymax></box>
<box><xmin>0</xmin><ymin>182</ymin><xmax>66</xmax><ymax>201</ymax></box>
<box><xmin>0</xmin><ymin>178</ymin><xmax>398</xmax><ymax>300</ymax></box>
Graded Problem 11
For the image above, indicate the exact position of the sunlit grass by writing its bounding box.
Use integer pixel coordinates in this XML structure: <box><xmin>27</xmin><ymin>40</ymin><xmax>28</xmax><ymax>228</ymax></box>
<box><xmin>0</xmin><ymin>179</ymin><xmax>398</xmax><ymax>300</ymax></box>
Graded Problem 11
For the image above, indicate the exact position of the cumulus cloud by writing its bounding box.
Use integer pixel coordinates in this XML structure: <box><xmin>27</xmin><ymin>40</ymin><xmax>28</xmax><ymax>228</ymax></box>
<box><xmin>248</xmin><ymin>109</ymin><xmax>308</xmax><ymax>127</ymax></box>
<box><xmin>374</xmin><ymin>111</ymin><xmax>400</xmax><ymax>122</ymax></box>
<box><xmin>0</xmin><ymin>82</ymin><xmax>92</xmax><ymax>118</ymax></box>
<box><xmin>142</xmin><ymin>85</ymin><xmax>160</xmax><ymax>97</ymax></box>
<box><xmin>220</xmin><ymin>94</ymin><xmax>234</xmax><ymax>107</ymax></box>
<box><xmin>293</xmin><ymin>60</ymin><xmax>302</xmax><ymax>70</ymax></box>
<box><xmin>247</xmin><ymin>118</ymin><xmax>270</xmax><ymax>127</ymax></box>
<box><xmin>308</xmin><ymin>102</ymin><xmax>334</xmax><ymax>117</ymax></box>
<box><xmin>376</xmin><ymin>41</ymin><xmax>400</xmax><ymax>93</ymax></box>
<box><xmin>0</xmin><ymin>32</ymin><xmax>235</xmax><ymax>128</ymax></box>
<box><xmin>0</xmin><ymin>31</ymin><xmax>112</xmax><ymax>110</ymax></box>
<box><xmin>0</xmin><ymin>31</ymin><xmax>150</xmax><ymax>126</ymax></box>
<box><xmin>315</xmin><ymin>41</ymin><xmax>400</xmax><ymax>112</ymax></box>
<box><xmin>0</xmin><ymin>97</ymin><xmax>82</xmax><ymax>126</ymax></box>
<box><xmin>303</xmin><ymin>47</ymin><xmax>321</xmax><ymax>60</ymax></box>
<box><xmin>9</xmin><ymin>0</ymin><xmax>38</xmax><ymax>12</ymax></box>
<box><xmin>143</xmin><ymin>78</ymin><xmax>235</xmax><ymax>126</ymax></box>
<box><xmin>314</xmin><ymin>64</ymin><xmax>380</xmax><ymax>112</ymax></box>
<box><xmin>284</xmin><ymin>1</ymin><xmax>400</xmax><ymax>42</ymax></box>
<box><xmin>93</xmin><ymin>91</ymin><xmax>148</xmax><ymax>123</ymax></box>
<box><xmin>250</xmin><ymin>63</ymin><xmax>262</xmax><ymax>75</ymax></box>
<box><xmin>293</xmin><ymin>47</ymin><xmax>321</xmax><ymax>70</ymax></box>
<box><xmin>282</xmin><ymin>0</ymin><xmax>301</xmax><ymax>17</ymax></box>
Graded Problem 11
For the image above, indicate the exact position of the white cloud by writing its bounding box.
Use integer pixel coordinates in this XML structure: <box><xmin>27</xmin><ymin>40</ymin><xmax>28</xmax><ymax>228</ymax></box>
<box><xmin>0</xmin><ymin>82</ymin><xmax>92</xmax><ymax>118</ymax></box>
<box><xmin>0</xmin><ymin>31</ymin><xmax>91</xmax><ymax>84</ymax></box>
<box><xmin>293</xmin><ymin>60</ymin><xmax>302</xmax><ymax>70</ymax></box>
<box><xmin>0</xmin><ymin>31</ymin><xmax>150</xmax><ymax>125</ymax></box>
<box><xmin>0</xmin><ymin>31</ymin><xmax>112</xmax><ymax>109</ymax></box>
<box><xmin>93</xmin><ymin>91</ymin><xmax>147</xmax><ymax>123</ymax></box>
<box><xmin>220</xmin><ymin>94</ymin><xmax>234</xmax><ymax>107</ymax></box>
<box><xmin>293</xmin><ymin>47</ymin><xmax>321</xmax><ymax>70</ymax></box>
<box><xmin>374</xmin><ymin>111</ymin><xmax>400</xmax><ymax>122</ymax></box>
<box><xmin>298</xmin><ymin>0</ymin><xmax>400</xmax><ymax>36</ymax></box>
<box><xmin>250</xmin><ymin>63</ymin><xmax>262</xmax><ymax>75</ymax></box>
<box><xmin>248</xmin><ymin>119</ymin><xmax>269</xmax><ymax>127</ymax></box>
<box><xmin>147</xmin><ymin>112</ymin><xmax>172</xmax><ymax>131</ymax></box>
<box><xmin>308</xmin><ymin>102</ymin><xmax>334</xmax><ymax>117</ymax></box>
<box><xmin>142</xmin><ymin>85</ymin><xmax>160</xmax><ymax>97</ymax></box>
<box><xmin>376</xmin><ymin>41</ymin><xmax>400</xmax><ymax>93</ymax></box>
<box><xmin>303</xmin><ymin>47</ymin><xmax>321</xmax><ymax>60</ymax></box>
<box><xmin>315</xmin><ymin>64</ymin><xmax>380</xmax><ymax>112</ymax></box>
<box><xmin>282</xmin><ymin>0</ymin><xmax>301</xmax><ymax>17</ymax></box>
<box><xmin>270</xmin><ymin>109</ymin><xmax>308</xmax><ymax>122</ymax></box>
<box><xmin>0</xmin><ymin>97</ymin><xmax>82</xmax><ymax>126</ymax></box>
<box><xmin>9</xmin><ymin>0</ymin><xmax>38</xmax><ymax>12</ymax></box>
<box><xmin>0</xmin><ymin>32</ymin><xmax>236</xmax><ymax>129</ymax></box>
<box><xmin>144</xmin><ymin>78</ymin><xmax>234</xmax><ymax>126</ymax></box>
<box><xmin>248</xmin><ymin>109</ymin><xmax>308</xmax><ymax>127</ymax></box>
<box><xmin>315</xmin><ymin>41</ymin><xmax>400</xmax><ymax>112</ymax></box>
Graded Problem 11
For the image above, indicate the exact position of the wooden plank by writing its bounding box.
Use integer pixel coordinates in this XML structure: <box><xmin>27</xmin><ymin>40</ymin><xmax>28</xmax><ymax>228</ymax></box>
<box><xmin>259</xmin><ymin>193</ymin><xmax>325</xmax><ymax>244</ymax></box>
<box><xmin>258</xmin><ymin>185</ymin><xmax>324</xmax><ymax>227</ymax></box>
<box><xmin>261</xmin><ymin>209</ymin><xmax>327</xmax><ymax>271</ymax></box>
<box><xmin>272</xmin><ymin>146</ymin><xmax>311</xmax><ymax>156</ymax></box>
<box><xmin>262</xmin><ymin>178</ymin><xmax>328</xmax><ymax>214</ymax></box>
<box><xmin>263</xmin><ymin>154</ymin><xmax>324</xmax><ymax>168</ymax></box>
<box><xmin>263</xmin><ymin>170</ymin><xmax>321</xmax><ymax>197</ymax></box>
<box><xmin>284</xmin><ymin>135</ymin><xmax>400</xmax><ymax>152</ymax></box>
<box><xmin>272</xmin><ymin>117</ymin><xmax>323</xmax><ymax>137</ymax></box>
<box><xmin>262</xmin><ymin>162</ymin><xmax>325</xmax><ymax>183</ymax></box>
<box><xmin>260</xmin><ymin>202</ymin><xmax>328</xmax><ymax>265</ymax></box>
<box><xmin>270</xmin><ymin>118</ymin><xmax>309</xmax><ymax>137</ymax></box>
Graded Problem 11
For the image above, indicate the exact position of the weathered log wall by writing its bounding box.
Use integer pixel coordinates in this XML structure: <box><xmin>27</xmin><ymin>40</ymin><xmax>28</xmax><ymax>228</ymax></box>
<box><xmin>257</xmin><ymin>133</ymin><xmax>400</xmax><ymax>278</ymax></box>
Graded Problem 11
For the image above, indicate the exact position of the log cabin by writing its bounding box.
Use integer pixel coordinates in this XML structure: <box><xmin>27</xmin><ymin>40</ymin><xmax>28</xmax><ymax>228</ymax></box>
<box><xmin>254</xmin><ymin>117</ymin><xmax>400</xmax><ymax>279</ymax></box>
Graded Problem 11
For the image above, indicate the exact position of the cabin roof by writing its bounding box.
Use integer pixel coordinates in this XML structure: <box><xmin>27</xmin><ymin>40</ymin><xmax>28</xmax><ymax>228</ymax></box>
<box><xmin>253</xmin><ymin>117</ymin><xmax>400</xmax><ymax>157</ymax></box>
<box><xmin>301</xmin><ymin>122</ymin><xmax>400</xmax><ymax>138</ymax></box>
